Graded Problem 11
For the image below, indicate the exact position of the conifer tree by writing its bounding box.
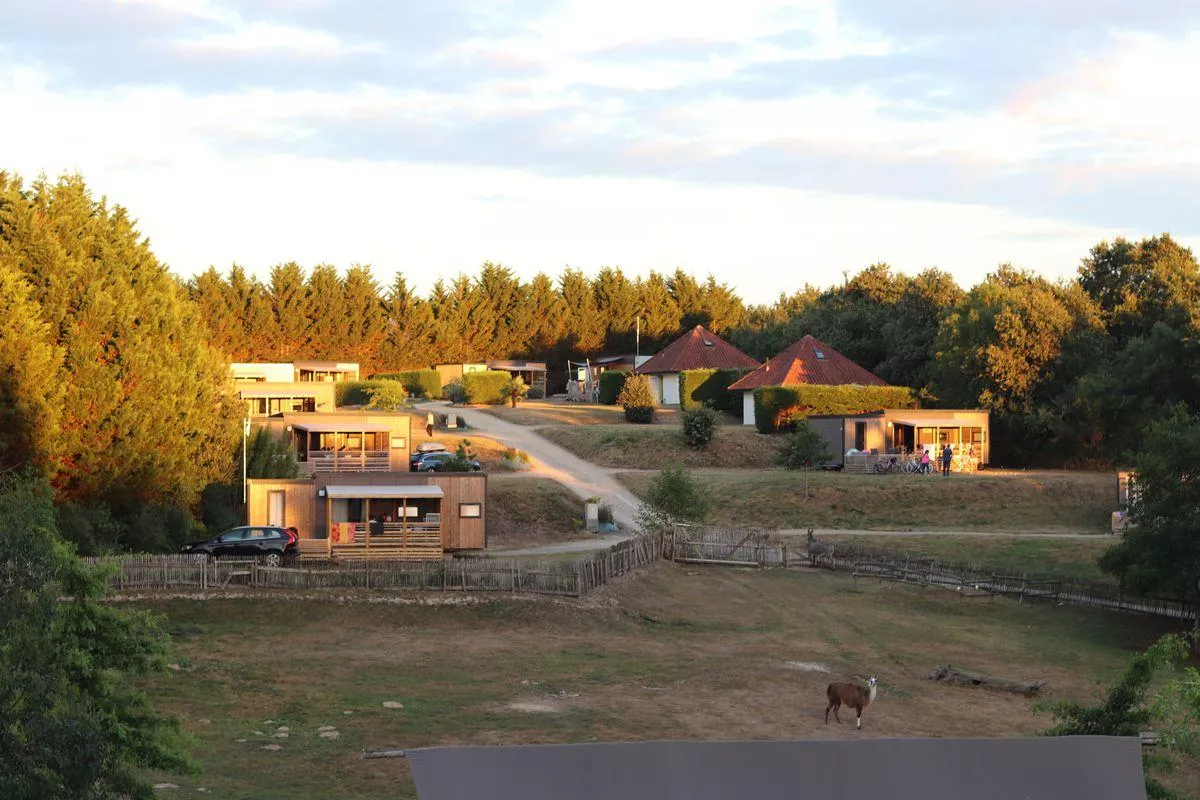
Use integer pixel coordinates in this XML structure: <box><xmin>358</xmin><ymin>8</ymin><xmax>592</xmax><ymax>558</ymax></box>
<box><xmin>267</xmin><ymin>261</ymin><xmax>311</xmax><ymax>360</ymax></box>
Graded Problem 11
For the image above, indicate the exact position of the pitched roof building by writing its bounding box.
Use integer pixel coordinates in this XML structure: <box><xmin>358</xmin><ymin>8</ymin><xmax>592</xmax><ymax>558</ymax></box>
<box><xmin>634</xmin><ymin>325</ymin><xmax>758</xmax><ymax>405</ymax></box>
<box><xmin>727</xmin><ymin>335</ymin><xmax>885</xmax><ymax>426</ymax></box>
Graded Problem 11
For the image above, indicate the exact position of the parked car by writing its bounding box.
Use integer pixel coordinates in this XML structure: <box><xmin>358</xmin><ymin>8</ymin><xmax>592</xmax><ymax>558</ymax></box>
<box><xmin>410</xmin><ymin>441</ymin><xmax>448</xmax><ymax>471</ymax></box>
<box><xmin>180</xmin><ymin>525</ymin><xmax>297</xmax><ymax>565</ymax></box>
<box><xmin>412</xmin><ymin>451</ymin><xmax>482</xmax><ymax>472</ymax></box>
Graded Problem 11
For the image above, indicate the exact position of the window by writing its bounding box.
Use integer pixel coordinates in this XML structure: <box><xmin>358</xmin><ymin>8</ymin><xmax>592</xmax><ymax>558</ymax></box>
<box><xmin>814</xmin><ymin>349</ymin><xmax>825</xmax><ymax>359</ymax></box>
<box><xmin>853</xmin><ymin>421</ymin><xmax>866</xmax><ymax>451</ymax></box>
<box><xmin>459</xmin><ymin>503</ymin><xmax>482</xmax><ymax>519</ymax></box>
<box><xmin>391</xmin><ymin>436</ymin><xmax>407</xmax><ymax>450</ymax></box>
<box><xmin>222</xmin><ymin>529</ymin><xmax>249</xmax><ymax>541</ymax></box>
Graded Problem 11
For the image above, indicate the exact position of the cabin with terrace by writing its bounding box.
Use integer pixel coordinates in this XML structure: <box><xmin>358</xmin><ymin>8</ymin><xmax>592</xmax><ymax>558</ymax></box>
<box><xmin>634</xmin><ymin>325</ymin><xmax>758</xmax><ymax>405</ymax></box>
<box><xmin>231</xmin><ymin>360</ymin><xmax>361</xmax><ymax>417</ymax></box>
<box><xmin>258</xmin><ymin>412</ymin><xmax>412</xmax><ymax>475</ymax></box>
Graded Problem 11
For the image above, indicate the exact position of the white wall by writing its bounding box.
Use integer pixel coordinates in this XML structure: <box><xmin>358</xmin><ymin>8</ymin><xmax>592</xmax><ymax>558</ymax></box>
<box><xmin>742</xmin><ymin>391</ymin><xmax>756</xmax><ymax>426</ymax></box>
<box><xmin>646</xmin><ymin>375</ymin><xmax>662</xmax><ymax>403</ymax></box>
<box><xmin>230</xmin><ymin>363</ymin><xmax>295</xmax><ymax>382</ymax></box>
<box><xmin>662</xmin><ymin>374</ymin><xmax>680</xmax><ymax>405</ymax></box>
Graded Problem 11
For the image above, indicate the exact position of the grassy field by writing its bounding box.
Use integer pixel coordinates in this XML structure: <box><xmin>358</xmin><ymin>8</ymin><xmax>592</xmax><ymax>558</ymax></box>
<box><xmin>135</xmin><ymin>565</ymin><xmax>1195</xmax><ymax>799</ymax></box>
<box><xmin>486</xmin><ymin>476</ymin><xmax>588</xmax><ymax>548</ymax></box>
<box><xmin>616</xmin><ymin>469</ymin><xmax>1115</xmax><ymax>533</ymax></box>
<box><xmin>481</xmin><ymin>400</ymin><xmax>679</xmax><ymax>427</ymax></box>
<box><xmin>818</xmin><ymin>534</ymin><xmax>1115</xmax><ymax>581</ymax></box>
<box><xmin>539</xmin><ymin>425</ymin><xmax>776</xmax><ymax>469</ymax></box>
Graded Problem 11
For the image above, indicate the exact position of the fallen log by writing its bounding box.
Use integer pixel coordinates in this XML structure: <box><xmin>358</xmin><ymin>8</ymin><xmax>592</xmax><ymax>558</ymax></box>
<box><xmin>927</xmin><ymin>664</ymin><xmax>1045</xmax><ymax>696</ymax></box>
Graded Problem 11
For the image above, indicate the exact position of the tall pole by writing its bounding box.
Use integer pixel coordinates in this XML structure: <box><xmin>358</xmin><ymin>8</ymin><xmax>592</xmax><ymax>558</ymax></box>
<box><xmin>636</xmin><ymin>316</ymin><xmax>641</xmax><ymax>358</ymax></box>
<box><xmin>242</xmin><ymin>417</ymin><xmax>251</xmax><ymax>506</ymax></box>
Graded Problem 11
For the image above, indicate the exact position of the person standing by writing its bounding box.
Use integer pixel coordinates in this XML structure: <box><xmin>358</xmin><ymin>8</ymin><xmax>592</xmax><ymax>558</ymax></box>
<box><xmin>919</xmin><ymin>447</ymin><xmax>931</xmax><ymax>474</ymax></box>
<box><xmin>941</xmin><ymin>443</ymin><xmax>953</xmax><ymax>476</ymax></box>
<box><xmin>426</xmin><ymin>411</ymin><xmax>435</xmax><ymax>438</ymax></box>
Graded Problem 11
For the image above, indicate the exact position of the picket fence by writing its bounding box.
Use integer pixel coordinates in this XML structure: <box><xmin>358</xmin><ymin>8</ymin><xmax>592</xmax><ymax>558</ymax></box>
<box><xmin>85</xmin><ymin>531</ymin><xmax>664</xmax><ymax>598</ymax></box>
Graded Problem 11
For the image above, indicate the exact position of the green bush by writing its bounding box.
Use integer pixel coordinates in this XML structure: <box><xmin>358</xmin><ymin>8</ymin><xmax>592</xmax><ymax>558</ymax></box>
<box><xmin>462</xmin><ymin>370</ymin><xmax>511</xmax><ymax>404</ymax></box>
<box><xmin>752</xmin><ymin>384</ymin><xmax>916</xmax><ymax>434</ymax></box>
<box><xmin>373</xmin><ymin>369</ymin><xmax>441</xmax><ymax>399</ymax></box>
<box><xmin>443</xmin><ymin>379</ymin><xmax>466</xmax><ymax>403</ymax></box>
<box><xmin>678</xmin><ymin>368</ymin><xmax>751</xmax><ymax>411</ymax></box>
<box><xmin>637</xmin><ymin>467</ymin><xmax>711</xmax><ymax>532</ymax></box>
<box><xmin>598</xmin><ymin>370</ymin><xmax>628</xmax><ymax>405</ymax></box>
<box><xmin>527</xmin><ymin>386</ymin><xmax>545</xmax><ymax>400</ymax></box>
<box><xmin>681</xmin><ymin>406</ymin><xmax>719</xmax><ymax>449</ymax></box>
<box><xmin>617</xmin><ymin>374</ymin><xmax>657</xmax><ymax>424</ymax></box>
<box><xmin>776</xmin><ymin>421</ymin><xmax>834</xmax><ymax>469</ymax></box>
<box><xmin>336</xmin><ymin>379</ymin><xmax>396</xmax><ymax>407</ymax></box>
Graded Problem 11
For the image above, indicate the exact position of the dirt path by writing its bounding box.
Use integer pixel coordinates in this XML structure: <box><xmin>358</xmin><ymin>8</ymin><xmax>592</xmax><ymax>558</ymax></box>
<box><xmin>787</xmin><ymin>529</ymin><xmax>1114</xmax><ymax>540</ymax></box>
<box><xmin>416</xmin><ymin>402</ymin><xmax>642</xmax><ymax>530</ymax></box>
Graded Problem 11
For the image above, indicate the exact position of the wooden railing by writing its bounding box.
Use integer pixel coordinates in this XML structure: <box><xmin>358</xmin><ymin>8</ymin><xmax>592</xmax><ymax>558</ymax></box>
<box><xmin>299</xmin><ymin>522</ymin><xmax>443</xmax><ymax>561</ymax></box>
<box><xmin>300</xmin><ymin>450</ymin><xmax>390</xmax><ymax>475</ymax></box>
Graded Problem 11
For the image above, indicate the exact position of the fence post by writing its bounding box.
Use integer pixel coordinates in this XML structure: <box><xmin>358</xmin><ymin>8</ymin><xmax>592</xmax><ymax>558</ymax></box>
<box><xmin>163</xmin><ymin>558</ymin><xmax>168</xmax><ymax>590</ymax></box>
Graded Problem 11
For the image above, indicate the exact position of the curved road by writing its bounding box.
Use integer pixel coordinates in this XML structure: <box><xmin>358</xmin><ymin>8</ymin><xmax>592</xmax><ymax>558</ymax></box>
<box><xmin>416</xmin><ymin>402</ymin><xmax>643</xmax><ymax>531</ymax></box>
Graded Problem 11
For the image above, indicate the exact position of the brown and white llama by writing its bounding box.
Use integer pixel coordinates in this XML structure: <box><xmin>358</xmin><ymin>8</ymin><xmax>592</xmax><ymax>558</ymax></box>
<box><xmin>824</xmin><ymin>676</ymin><xmax>877</xmax><ymax>729</ymax></box>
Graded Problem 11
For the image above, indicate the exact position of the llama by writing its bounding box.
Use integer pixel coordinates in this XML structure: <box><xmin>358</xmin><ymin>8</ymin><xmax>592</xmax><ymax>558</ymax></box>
<box><xmin>825</xmin><ymin>676</ymin><xmax>877</xmax><ymax>729</ymax></box>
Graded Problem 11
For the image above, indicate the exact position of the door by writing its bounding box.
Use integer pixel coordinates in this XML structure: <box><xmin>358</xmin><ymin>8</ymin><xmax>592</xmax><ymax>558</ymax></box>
<box><xmin>854</xmin><ymin>421</ymin><xmax>867</xmax><ymax>451</ymax></box>
<box><xmin>268</xmin><ymin>490</ymin><xmax>285</xmax><ymax>528</ymax></box>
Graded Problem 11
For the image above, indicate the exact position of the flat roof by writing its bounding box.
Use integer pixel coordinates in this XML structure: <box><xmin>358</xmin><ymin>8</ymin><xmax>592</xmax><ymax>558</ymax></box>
<box><xmin>406</xmin><ymin>737</ymin><xmax>1146</xmax><ymax>800</ymax></box>
<box><xmin>890</xmin><ymin>416</ymin><xmax>987</xmax><ymax>428</ymax></box>
<box><xmin>239</xmin><ymin>388</ymin><xmax>323</xmax><ymax>398</ymax></box>
<box><xmin>293</xmin><ymin>421</ymin><xmax>394</xmax><ymax>433</ymax></box>
<box><xmin>325</xmin><ymin>485</ymin><xmax>444</xmax><ymax>499</ymax></box>
<box><xmin>294</xmin><ymin>360</ymin><xmax>359</xmax><ymax>370</ymax></box>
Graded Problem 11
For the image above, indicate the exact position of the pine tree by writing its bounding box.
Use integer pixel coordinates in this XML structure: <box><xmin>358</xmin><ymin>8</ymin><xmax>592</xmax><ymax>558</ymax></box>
<box><xmin>304</xmin><ymin>264</ymin><xmax>347</xmax><ymax>357</ymax></box>
<box><xmin>342</xmin><ymin>264</ymin><xmax>388</xmax><ymax>370</ymax></box>
<box><xmin>379</xmin><ymin>274</ymin><xmax>436</xmax><ymax>369</ymax></box>
<box><xmin>560</xmin><ymin>268</ymin><xmax>605</xmax><ymax>353</ymax></box>
<box><xmin>267</xmin><ymin>261</ymin><xmax>311</xmax><ymax>360</ymax></box>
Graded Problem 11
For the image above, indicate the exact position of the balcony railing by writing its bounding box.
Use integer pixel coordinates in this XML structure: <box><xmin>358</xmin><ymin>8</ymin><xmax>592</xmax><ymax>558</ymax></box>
<box><xmin>300</xmin><ymin>450</ymin><xmax>391</xmax><ymax>475</ymax></box>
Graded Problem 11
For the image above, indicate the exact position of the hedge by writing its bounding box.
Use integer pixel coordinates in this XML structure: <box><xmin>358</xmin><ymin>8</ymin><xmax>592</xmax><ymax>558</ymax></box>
<box><xmin>678</xmin><ymin>368</ymin><xmax>752</xmax><ymax>412</ymax></box>
<box><xmin>752</xmin><ymin>384</ymin><xmax>917</xmax><ymax>434</ymax></box>
<box><xmin>336</xmin><ymin>379</ymin><xmax>405</xmax><ymax>407</ymax></box>
<box><xmin>461</xmin><ymin>370</ymin><xmax>511</xmax><ymax>405</ymax></box>
<box><xmin>597</xmin><ymin>370</ymin><xmax>628</xmax><ymax>405</ymax></box>
<box><xmin>373</xmin><ymin>369</ymin><xmax>441</xmax><ymax>399</ymax></box>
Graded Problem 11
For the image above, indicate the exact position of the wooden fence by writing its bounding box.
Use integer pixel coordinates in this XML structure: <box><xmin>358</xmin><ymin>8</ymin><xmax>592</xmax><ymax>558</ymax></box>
<box><xmin>666</xmin><ymin>525</ymin><xmax>1194</xmax><ymax>622</ymax></box>
<box><xmin>85</xmin><ymin>532</ymin><xmax>665</xmax><ymax>598</ymax></box>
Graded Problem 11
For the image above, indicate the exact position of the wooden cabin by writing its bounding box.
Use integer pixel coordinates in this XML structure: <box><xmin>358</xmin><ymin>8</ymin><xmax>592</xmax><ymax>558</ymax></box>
<box><xmin>808</xmin><ymin>408</ymin><xmax>991</xmax><ymax>471</ymax></box>
<box><xmin>256</xmin><ymin>412</ymin><xmax>412</xmax><ymax>475</ymax></box>
<box><xmin>230</xmin><ymin>361</ymin><xmax>359</xmax><ymax>418</ymax></box>
<box><xmin>247</xmin><ymin>472</ymin><xmax>487</xmax><ymax>559</ymax></box>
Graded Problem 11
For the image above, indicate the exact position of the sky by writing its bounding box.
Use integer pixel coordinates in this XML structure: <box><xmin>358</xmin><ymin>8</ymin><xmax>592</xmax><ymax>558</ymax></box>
<box><xmin>1</xmin><ymin>0</ymin><xmax>1197</xmax><ymax>304</ymax></box>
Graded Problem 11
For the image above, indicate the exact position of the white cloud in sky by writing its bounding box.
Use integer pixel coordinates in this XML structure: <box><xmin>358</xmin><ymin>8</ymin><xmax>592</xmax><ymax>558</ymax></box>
<box><xmin>0</xmin><ymin>0</ymin><xmax>1196</xmax><ymax>302</ymax></box>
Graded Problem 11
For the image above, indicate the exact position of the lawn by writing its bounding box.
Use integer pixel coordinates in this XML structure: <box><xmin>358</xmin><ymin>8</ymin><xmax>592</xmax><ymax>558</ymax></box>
<box><xmin>480</xmin><ymin>400</ymin><xmax>679</xmax><ymax>427</ymax></box>
<box><xmin>403</xmin><ymin>413</ymin><xmax>512</xmax><ymax>469</ymax></box>
<box><xmin>817</xmin><ymin>534</ymin><xmax>1116</xmax><ymax>581</ymax></box>
<box><xmin>134</xmin><ymin>565</ymin><xmax>1196</xmax><ymax>799</ymax></box>
<box><xmin>539</xmin><ymin>425</ymin><xmax>776</xmax><ymax>469</ymax></box>
<box><xmin>615</xmin><ymin>469</ymin><xmax>1116</xmax><ymax>533</ymax></box>
<box><xmin>486</xmin><ymin>476</ymin><xmax>590</xmax><ymax>548</ymax></box>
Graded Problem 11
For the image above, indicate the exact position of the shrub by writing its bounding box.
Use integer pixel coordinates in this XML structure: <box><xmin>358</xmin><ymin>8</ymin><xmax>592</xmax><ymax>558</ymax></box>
<box><xmin>503</xmin><ymin>447</ymin><xmax>531</xmax><ymax>463</ymax></box>
<box><xmin>246</xmin><ymin>428</ymin><xmax>300</xmax><ymax>479</ymax></box>
<box><xmin>365</xmin><ymin>381</ymin><xmax>409</xmax><ymax>411</ymax></box>
<box><xmin>598</xmin><ymin>371</ymin><xmax>628</xmax><ymax>405</ymax></box>
<box><xmin>678</xmin><ymin>368</ymin><xmax>751</xmax><ymax>411</ymax></box>
<box><xmin>637</xmin><ymin>467</ymin><xmax>711</xmax><ymax>532</ymax></box>
<box><xmin>438</xmin><ymin>439</ymin><xmax>477</xmax><ymax>472</ymax></box>
<box><xmin>598</xmin><ymin>504</ymin><xmax>615</xmax><ymax>525</ymax></box>
<box><xmin>461</xmin><ymin>370</ymin><xmax>511</xmax><ymax>404</ymax></box>
<box><xmin>456</xmin><ymin>415</ymin><xmax>468</xmax><ymax>429</ymax></box>
<box><xmin>617</xmin><ymin>374</ymin><xmax>657</xmax><ymax>424</ymax></box>
<box><xmin>373</xmin><ymin>369</ymin><xmax>441</xmax><ymax>399</ymax></box>
<box><xmin>443</xmin><ymin>379</ymin><xmax>466</xmax><ymax>404</ymax></box>
<box><xmin>752</xmin><ymin>384</ymin><xmax>917</xmax><ymax>434</ymax></box>
<box><xmin>776</xmin><ymin>420</ymin><xmax>834</xmax><ymax>500</ymax></box>
<box><xmin>527</xmin><ymin>386</ymin><xmax>545</xmax><ymax>400</ymax></box>
<box><xmin>681</xmin><ymin>406</ymin><xmax>719</xmax><ymax>449</ymax></box>
<box><xmin>336</xmin><ymin>380</ymin><xmax>392</xmax><ymax>406</ymax></box>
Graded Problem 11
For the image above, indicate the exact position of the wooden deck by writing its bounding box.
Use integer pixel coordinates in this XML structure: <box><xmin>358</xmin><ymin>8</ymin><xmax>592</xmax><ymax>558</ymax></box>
<box><xmin>300</xmin><ymin>450</ymin><xmax>390</xmax><ymax>475</ymax></box>
<box><xmin>299</xmin><ymin>522</ymin><xmax>443</xmax><ymax>561</ymax></box>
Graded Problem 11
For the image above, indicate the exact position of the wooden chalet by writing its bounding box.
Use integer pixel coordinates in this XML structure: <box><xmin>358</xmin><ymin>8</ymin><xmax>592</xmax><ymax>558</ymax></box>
<box><xmin>230</xmin><ymin>361</ymin><xmax>360</xmax><ymax>418</ymax></box>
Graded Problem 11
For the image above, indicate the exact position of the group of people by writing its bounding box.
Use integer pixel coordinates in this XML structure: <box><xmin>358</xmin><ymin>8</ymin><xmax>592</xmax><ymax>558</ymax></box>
<box><xmin>915</xmin><ymin>444</ymin><xmax>954</xmax><ymax>476</ymax></box>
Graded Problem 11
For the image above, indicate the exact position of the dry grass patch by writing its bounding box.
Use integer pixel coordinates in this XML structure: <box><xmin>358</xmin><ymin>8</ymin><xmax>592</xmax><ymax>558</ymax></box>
<box><xmin>404</xmin><ymin>413</ymin><xmax>510</xmax><ymax>468</ymax></box>
<box><xmin>539</xmin><ymin>425</ymin><xmax>775</xmax><ymax>469</ymax></box>
<box><xmin>481</xmin><ymin>400</ymin><xmax>679</xmax><ymax>427</ymax></box>
<box><xmin>134</xmin><ymin>565</ymin><xmax>1196</xmax><ymax>799</ymax></box>
<box><xmin>818</xmin><ymin>534</ymin><xmax>1115</xmax><ymax>581</ymax></box>
<box><xmin>486</xmin><ymin>476</ymin><xmax>590</xmax><ymax>548</ymax></box>
<box><xmin>616</xmin><ymin>469</ymin><xmax>1115</xmax><ymax>533</ymax></box>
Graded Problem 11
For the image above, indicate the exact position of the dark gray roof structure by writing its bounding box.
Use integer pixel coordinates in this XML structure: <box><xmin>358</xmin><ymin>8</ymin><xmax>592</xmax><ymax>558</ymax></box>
<box><xmin>407</xmin><ymin>736</ymin><xmax>1145</xmax><ymax>800</ymax></box>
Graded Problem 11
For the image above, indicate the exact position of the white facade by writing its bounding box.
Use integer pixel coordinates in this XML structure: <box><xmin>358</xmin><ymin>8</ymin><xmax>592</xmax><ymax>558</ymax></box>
<box><xmin>230</xmin><ymin>363</ymin><xmax>295</xmax><ymax>383</ymax></box>
<box><xmin>645</xmin><ymin>374</ymin><xmax>681</xmax><ymax>405</ymax></box>
<box><xmin>742</xmin><ymin>391</ymin><xmax>756</xmax><ymax>426</ymax></box>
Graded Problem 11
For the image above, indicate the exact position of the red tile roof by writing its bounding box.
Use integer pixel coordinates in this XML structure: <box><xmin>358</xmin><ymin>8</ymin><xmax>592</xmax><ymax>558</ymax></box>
<box><xmin>727</xmin><ymin>335</ymin><xmax>885</xmax><ymax>391</ymax></box>
<box><xmin>635</xmin><ymin>326</ymin><xmax>759</xmax><ymax>374</ymax></box>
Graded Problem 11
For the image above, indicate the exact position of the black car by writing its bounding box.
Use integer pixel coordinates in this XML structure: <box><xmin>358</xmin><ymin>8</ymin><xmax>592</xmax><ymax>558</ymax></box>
<box><xmin>180</xmin><ymin>526</ymin><xmax>298</xmax><ymax>565</ymax></box>
<box><xmin>412</xmin><ymin>451</ymin><xmax>482</xmax><ymax>472</ymax></box>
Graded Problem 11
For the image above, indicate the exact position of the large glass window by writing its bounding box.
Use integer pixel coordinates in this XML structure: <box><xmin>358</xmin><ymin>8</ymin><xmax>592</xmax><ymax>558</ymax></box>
<box><xmin>937</xmin><ymin>428</ymin><xmax>962</xmax><ymax>446</ymax></box>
